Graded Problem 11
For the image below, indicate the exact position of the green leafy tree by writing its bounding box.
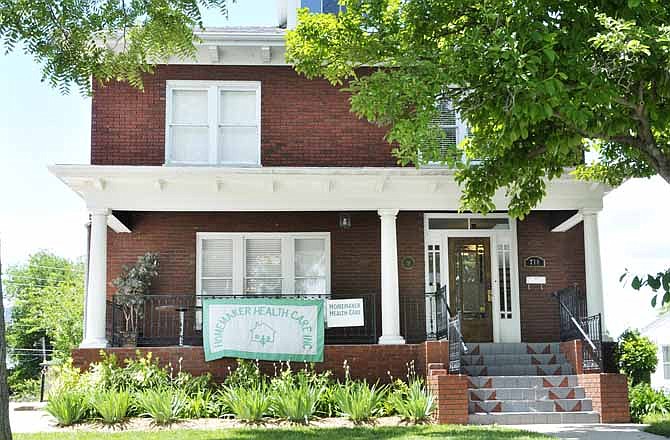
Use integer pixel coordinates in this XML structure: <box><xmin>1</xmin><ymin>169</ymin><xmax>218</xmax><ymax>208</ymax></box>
<box><xmin>286</xmin><ymin>0</ymin><xmax>670</xmax><ymax>307</ymax></box>
<box><xmin>3</xmin><ymin>252</ymin><xmax>84</xmax><ymax>385</ymax></box>
<box><xmin>0</xmin><ymin>0</ymin><xmax>229</xmax><ymax>93</ymax></box>
<box><xmin>617</xmin><ymin>329</ymin><xmax>658</xmax><ymax>386</ymax></box>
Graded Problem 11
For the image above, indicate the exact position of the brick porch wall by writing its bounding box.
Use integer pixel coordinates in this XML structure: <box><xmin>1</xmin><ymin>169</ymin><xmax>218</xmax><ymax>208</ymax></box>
<box><xmin>516</xmin><ymin>211</ymin><xmax>586</xmax><ymax>342</ymax></box>
<box><xmin>91</xmin><ymin>66</ymin><xmax>396</xmax><ymax>167</ymax></box>
<box><xmin>72</xmin><ymin>341</ymin><xmax>449</xmax><ymax>383</ymax></box>
<box><xmin>578</xmin><ymin>373</ymin><xmax>630</xmax><ymax>423</ymax></box>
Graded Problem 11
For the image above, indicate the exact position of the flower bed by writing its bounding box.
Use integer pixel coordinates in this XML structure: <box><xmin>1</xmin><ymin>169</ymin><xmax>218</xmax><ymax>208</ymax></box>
<box><xmin>45</xmin><ymin>353</ymin><xmax>435</xmax><ymax>429</ymax></box>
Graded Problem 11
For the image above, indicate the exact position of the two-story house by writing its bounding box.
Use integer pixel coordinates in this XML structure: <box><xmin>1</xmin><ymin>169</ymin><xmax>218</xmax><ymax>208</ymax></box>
<box><xmin>50</xmin><ymin>0</ymin><xmax>629</xmax><ymax>425</ymax></box>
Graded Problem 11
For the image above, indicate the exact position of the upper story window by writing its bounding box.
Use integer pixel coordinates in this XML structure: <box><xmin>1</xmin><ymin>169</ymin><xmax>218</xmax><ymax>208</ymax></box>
<box><xmin>166</xmin><ymin>81</ymin><xmax>261</xmax><ymax>166</ymax></box>
<box><xmin>302</xmin><ymin>0</ymin><xmax>345</xmax><ymax>14</ymax></box>
<box><xmin>434</xmin><ymin>99</ymin><xmax>469</xmax><ymax>160</ymax></box>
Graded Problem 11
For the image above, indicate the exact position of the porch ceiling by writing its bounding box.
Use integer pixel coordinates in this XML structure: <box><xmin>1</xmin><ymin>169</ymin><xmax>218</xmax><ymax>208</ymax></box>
<box><xmin>49</xmin><ymin>165</ymin><xmax>610</xmax><ymax>212</ymax></box>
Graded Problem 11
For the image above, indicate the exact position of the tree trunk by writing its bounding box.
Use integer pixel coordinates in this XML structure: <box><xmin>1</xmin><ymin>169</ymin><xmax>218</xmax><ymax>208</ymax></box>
<box><xmin>0</xmin><ymin>240</ymin><xmax>13</xmax><ymax>439</ymax></box>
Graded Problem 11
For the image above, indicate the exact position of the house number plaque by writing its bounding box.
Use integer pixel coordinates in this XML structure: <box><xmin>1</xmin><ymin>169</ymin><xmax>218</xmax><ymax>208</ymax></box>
<box><xmin>524</xmin><ymin>256</ymin><xmax>546</xmax><ymax>268</ymax></box>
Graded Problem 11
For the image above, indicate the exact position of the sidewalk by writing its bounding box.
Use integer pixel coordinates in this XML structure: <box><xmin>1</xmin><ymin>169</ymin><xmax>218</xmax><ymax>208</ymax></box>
<box><xmin>9</xmin><ymin>402</ymin><xmax>59</xmax><ymax>434</ymax></box>
<box><xmin>514</xmin><ymin>423</ymin><xmax>666</xmax><ymax>440</ymax></box>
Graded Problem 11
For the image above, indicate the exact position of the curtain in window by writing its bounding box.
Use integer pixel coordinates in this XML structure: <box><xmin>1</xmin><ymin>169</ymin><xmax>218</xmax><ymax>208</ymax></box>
<box><xmin>201</xmin><ymin>239</ymin><xmax>234</xmax><ymax>294</ymax></box>
<box><xmin>245</xmin><ymin>238</ymin><xmax>282</xmax><ymax>294</ymax></box>
<box><xmin>169</xmin><ymin>90</ymin><xmax>209</xmax><ymax>163</ymax></box>
<box><xmin>295</xmin><ymin>238</ymin><xmax>327</xmax><ymax>294</ymax></box>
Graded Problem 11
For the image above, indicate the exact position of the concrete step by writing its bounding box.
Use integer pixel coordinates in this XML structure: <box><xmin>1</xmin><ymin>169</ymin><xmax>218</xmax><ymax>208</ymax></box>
<box><xmin>469</xmin><ymin>398</ymin><xmax>592</xmax><ymax>413</ymax></box>
<box><xmin>469</xmin><ymin>386</ymin><xmax>586</xmax><ymax>401</ymax></box>
<box><xmin>462</xmin><ymin>353</ymin><xmax>569</xmax><ymax>366</ymax></box>
<box><xmin>468</xmin><ymin>411</ymin><xmax>600</xmax><ymax>425</ymax></box>
<box><xmin>468</xmin><ymin>375</ymin><xmax>579</xmax><ymax>389</ymax></box>
<box><xmin>463</xmin><ymin>364</ymin><xmax>573</xmax><ymax>377</ymax></box>
<box><xmin>465</xmin><ymin>342</ymin><xmax>562</xmax><ymax>356</ymax></box>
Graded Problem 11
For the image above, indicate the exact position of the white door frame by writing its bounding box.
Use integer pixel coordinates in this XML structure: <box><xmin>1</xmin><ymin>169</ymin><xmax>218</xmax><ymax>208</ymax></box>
<box><xmin>423</xmin><ymin>213</ymin><xmax>522</xmax><ymax>343</ymax></box>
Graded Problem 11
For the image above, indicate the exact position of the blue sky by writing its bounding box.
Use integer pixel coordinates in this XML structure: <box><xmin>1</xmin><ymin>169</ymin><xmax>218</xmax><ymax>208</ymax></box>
<box><xmin>0</xmin><ymin>0</ymin><xmax>669</xmax><ymax>336</ymax></box>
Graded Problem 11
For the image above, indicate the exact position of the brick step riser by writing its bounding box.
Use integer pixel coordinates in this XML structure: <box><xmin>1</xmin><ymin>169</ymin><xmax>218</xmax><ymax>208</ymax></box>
<box><xmin>468</xmin><ymin>375</ymin><xmax>579</xmax><ymax>389</ymax></box>
<box><xmin>463</xmin><ymin>365</ymin><xmax>574</xmax><ymax>376</ymax></box>
<box><xmin>469</xmin><ymin>411</ymin><xmax>601</xmax><ymax>425</ymax></box>
<box><xmin>469</xmin><ymin>387</ymin><xmax>586</xmax><ymax>401</ymax></box>
<box><xmin>469</xmin><ymin>398</ymin><xmax>593</xmax><ymax>413</ymax></box>
<box><xmin>462</xmin><ymin>353</ymin><xmax>569</xmax><ymax>366</ymax></box>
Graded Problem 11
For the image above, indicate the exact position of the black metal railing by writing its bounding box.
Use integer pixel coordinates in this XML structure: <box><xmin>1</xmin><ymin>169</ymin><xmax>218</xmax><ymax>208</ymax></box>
<box><xmin>111</xmin><ymin>292</ymin><xmax>441</xmax><ymax>347</ymax></box>
<box><xmin>425</xmin><ymin>286</ymin><xmax>449</xmax><ymax>340</ymax></box>
<box><xmin>448</xmin><ymin>314</ymin><xmax>465</xmax><ymax>374</ymax></box>
<box><xmin>553</xmin><ymin>287</ymin><xmax>602</xmax><ymax>372</ymax></box>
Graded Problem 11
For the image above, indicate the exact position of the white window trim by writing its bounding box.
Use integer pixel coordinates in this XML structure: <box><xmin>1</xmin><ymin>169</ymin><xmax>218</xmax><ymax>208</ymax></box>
<box><xmin>165</xmin><ymin>80</ymin><xmax>262</xmax><ymax>167</ymax></box>
<box><xmin>195</xmin><ymin>232</ymin><xmax>331</xmax><ymax>296</ymax></box>
<box><xmin>663</xmin><ymin>345</ymin><xmax>670</xmax><ymax>380</ymax></box>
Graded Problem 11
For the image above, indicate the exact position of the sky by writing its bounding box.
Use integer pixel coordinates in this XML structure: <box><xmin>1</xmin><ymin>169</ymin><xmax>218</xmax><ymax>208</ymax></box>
<box><xmin>1</xmin><ymin>0</ymin><xmax>669</xmax><ymax>337</ymax></box>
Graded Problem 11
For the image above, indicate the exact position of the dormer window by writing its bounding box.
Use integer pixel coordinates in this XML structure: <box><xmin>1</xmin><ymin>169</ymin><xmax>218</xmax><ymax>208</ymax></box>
<box><xmin>165</xmin><ymin>81</ymin><xmax>261</xmax><ymax>166</ymax></box>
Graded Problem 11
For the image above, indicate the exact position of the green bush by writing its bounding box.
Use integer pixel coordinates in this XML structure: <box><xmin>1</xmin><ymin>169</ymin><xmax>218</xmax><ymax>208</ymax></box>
<box><xmin>9</xmin><ymin>378</ymin><xmax>41</xmax><ymax>401</ymax></box>
<box><xmin>223</xmin><ymin>359</ymin><xmax>263</xmax><ymax>389</ymax></box>
<box><xmin>629</xmin><ymin>383</ymin><xmax>670</xmax><ymax>423</ymax></box>
<box><xmin>387</xmin><ymin>378</ymin><xmax>435</xmax><ymax>423</ymax></box>
<box><xmin>183</xmin><ymin>389</ymin><xmax>220</xmax><ymax>419</ymax></box>
<box><xmin>333</xmin><ymin>380</ymin><xmax>387</xmax><ymax>424</ymax></box>
<box><xmin>91</xmin><ymin>390</ymin><xmax>131</xmax><ymax>424</ymax></box>
<box><xmin>45</xmin><ymin>390</ymin><xmax>89</xmax><ymax>426</ymax></box>
<box><xmin>618</xmin><ymin>329</ymin><xmax>658</xmax><ymax>385</ymax></box>
<box><xmin>135</xmin><ymin>389</ymin><xmax>186</xmax><ymax>425</ymax></box>
<box><xmin>220</xmin><ymin>384</ymin><xmax>270</xmax><ymax>423</ymax></box>
<box><xmin>270</xmin><ymin>370</ymin><xmax>324</xmax><ymax>423</ymax></box>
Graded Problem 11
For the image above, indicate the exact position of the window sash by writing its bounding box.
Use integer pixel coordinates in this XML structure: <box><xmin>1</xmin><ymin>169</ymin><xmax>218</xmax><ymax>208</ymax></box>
<box><xmin>166</xmin><ymin>81</ymin><xmax>261</xmax><ymax>166</ymax></box>
<box><xmin>196</xmin><ymin>233</ymin><xmax>331</xmax><ymax>297</ymax></box>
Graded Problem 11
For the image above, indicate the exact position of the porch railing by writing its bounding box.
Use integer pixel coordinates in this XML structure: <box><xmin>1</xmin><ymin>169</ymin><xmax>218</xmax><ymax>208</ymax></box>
<box><xmin>110</xmin><ymin>292</ymin><xmax>432</xmax><ymax>347</ymax></box>
<box><xmin>553</xmin><ymin>287</ymin><xmax>602</xmax><ymax>372</ymax></box>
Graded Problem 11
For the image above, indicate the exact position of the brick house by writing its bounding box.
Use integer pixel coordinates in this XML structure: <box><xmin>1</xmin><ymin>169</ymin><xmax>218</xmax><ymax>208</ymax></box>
<box><xmin>50</xmin><ymin>0</ymin><xmax>629</xmax><ymax>424</ymax></box>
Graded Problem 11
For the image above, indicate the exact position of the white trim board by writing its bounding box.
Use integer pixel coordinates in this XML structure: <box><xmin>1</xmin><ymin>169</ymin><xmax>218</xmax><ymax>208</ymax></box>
<box><xmin>49</xmin><ymin>165</ymin><xmax>610</xmax><ymax>213</ymax></box>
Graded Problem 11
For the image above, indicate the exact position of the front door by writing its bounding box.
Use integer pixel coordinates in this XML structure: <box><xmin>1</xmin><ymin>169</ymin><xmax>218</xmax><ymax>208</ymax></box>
<box><xmin>448</xmin><ymin>237</ymin><xmax>493</xmax><ymax>342</ymax></box>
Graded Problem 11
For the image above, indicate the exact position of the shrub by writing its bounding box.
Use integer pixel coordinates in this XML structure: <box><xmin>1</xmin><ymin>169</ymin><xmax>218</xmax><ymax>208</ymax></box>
<box><xmin>220</xmin><ymin>384</ymin><xmax>270</xmax><ymax>423</ymax></box>
<box><xmin>9</xmin><ymin>378</ymin><xmax>41</xmax><ymax>402</ymax></box>
<box><xmin>89</xmin><ymin>351</ymin><xmax>170</xmax><ymax>393</ymax></box>
<box><xmin>387</xmin><ymin>378</ymin><xmax>435</xmax><ymax>423</ymax></box>
<box><xmin>182</xmin><ymin>389</ymin><xmax>220</xmax><ymax>419</ymax></box>
<box><xmin>333</xmin><ymin>380</ymin><xmax>387</xmax><ymax>424</ymax></box>
<box><xmin>45</xmin><ymin>390</ymin><xmax>88</xmax><ymax>426</ymax></box>
<box><xmin>270</xmin><ymin>370</ymin><xmax>324</xmax><ymax>423</ymax></box>
<box><xmin>135</xmin><ymin>389</ymin><xmax>186</xmax><ymax>425</ymax></box>
<box><xmin>629</xmin><ymin>383</ymin><xmax>670</xmax><ymax>423</ymax></box>
<box><xmin>618</xmin><ymin>329</ymin><xmax>658</xmax><ymax>385</ymax></box>
<box><xmin>91</xmin><ymin>390</ymin><xmax>131</xmax><ymax>424</ymax></box>
<box><xmin>223</xmin><ymin>359</ymin><xmax>263</xmax><ymax>389</ymax></box>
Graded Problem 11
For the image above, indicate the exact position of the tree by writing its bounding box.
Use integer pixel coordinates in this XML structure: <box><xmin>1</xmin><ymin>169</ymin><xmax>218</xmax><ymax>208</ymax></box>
<box><xmin>0</xmin><ymin>0</ymin><xmax>229</xmax><ymax>93</ymax></box>
<box><xmin>4</xmin><ymin>252</ymin><xmax>84</xmax><ymax>387</ymax></box>
<box><xmin>286</xmin><ymin>0</ymin><xmax>670</xmax><ymax>307</ymax></box>
<box><xmin>0</xmin><ymin>240</ymin><xmax>13</xmax><ymax>439</ymax></box>
<box><xmin>617</xmin><ymin>329</ymin><xmax>657</xmax><ymax>386</ymax></box>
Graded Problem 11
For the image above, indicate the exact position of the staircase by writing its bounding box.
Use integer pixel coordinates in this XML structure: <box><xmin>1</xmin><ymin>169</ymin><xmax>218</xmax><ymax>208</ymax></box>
<box><xmin>463</xmin><ymin>342</ymin><xmax>600</xmax><ymax>424</ymax></box>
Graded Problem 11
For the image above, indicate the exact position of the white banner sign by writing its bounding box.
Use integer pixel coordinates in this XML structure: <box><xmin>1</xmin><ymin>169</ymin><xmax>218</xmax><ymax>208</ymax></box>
<box><xmin>326</xmin><ymin>298</ymin><xmax>364</xmax><ymax>328</ymax></box>
<box><xmin>203</xmin><ymin>298</ymin><xmax>324</xmax><ymax>362</ymax></box>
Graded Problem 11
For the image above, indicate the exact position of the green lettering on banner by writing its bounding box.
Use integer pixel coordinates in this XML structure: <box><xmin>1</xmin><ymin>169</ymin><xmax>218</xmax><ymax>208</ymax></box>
<box><xmin>203</xmin><ymin>297</ymin><xmax>324</xmax><ymax>363</ymax></box>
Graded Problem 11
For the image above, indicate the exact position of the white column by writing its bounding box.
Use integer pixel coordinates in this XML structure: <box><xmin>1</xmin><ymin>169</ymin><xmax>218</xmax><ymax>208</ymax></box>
<box><xmin>582</xmin><ymin>209</ymin><xmax>606</xmax><ymax>326</ymax></box>
<box><xmin>80</xmin><ymin>209</ymin><xmax>110</xmax><ymax>348</ymax></box>
<box><xmin>378</xmin><ymin>209</ymin><xmax>405</xmax><ymax>345</ymax></box>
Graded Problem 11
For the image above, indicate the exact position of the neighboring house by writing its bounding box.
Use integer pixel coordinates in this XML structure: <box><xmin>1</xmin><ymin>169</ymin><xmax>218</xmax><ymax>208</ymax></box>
<box><xmin>50</xmin><ymin>0</ymin><xmax>628</xmax><ymax>425</ymax></box>
<box><xmin>641</xmin><ymin>315</ymin><xmax>670</xmax><ymax>391</ymax></box>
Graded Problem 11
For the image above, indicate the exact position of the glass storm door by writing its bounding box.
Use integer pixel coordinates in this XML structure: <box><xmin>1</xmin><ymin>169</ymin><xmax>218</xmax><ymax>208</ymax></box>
<box><xmin>448</xmin><ymin>237</ymin><xmax>493</xmax><ymax>342</ymax></box>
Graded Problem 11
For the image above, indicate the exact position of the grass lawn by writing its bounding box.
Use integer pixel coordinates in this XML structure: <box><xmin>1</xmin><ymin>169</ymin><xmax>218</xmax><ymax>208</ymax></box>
<box><xmin>15</xmin><ymin>426</ymin><xmax>551</xmax><ymax>440</ymax></box>
<box><xmin>644</xmin><ymin>413</ymin><xmax>670</xmax><ymax>438</ymax></box>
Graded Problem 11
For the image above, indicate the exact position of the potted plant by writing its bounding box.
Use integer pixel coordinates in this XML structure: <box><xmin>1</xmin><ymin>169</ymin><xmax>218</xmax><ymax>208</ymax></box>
<box><xmin>112</xmin><ymin>252</ymin><xmax>159</xmax><ymax>347</ymax></box>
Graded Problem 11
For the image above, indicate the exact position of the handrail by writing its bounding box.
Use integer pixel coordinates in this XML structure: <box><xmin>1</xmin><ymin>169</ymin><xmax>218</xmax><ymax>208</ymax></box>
<box><xmin>553</xmin><ymin>292</ymin><xmax>598</xmax><ymax>353</ymax></box>
<box><xmin>437</xmin><ymin>285</ymin><xmax>469</xmax><ymax>355</ymax></box>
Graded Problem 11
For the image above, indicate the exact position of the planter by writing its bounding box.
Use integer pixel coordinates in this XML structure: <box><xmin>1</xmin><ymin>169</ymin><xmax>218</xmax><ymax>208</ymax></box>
<box><xmin>118</xmin><ymin>330</ymin><xmax>138</xmax><ymax>348</ymax></box>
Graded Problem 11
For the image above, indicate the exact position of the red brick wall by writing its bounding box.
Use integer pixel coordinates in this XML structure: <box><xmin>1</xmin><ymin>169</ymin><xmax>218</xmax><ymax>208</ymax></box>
<box><xmin>560</xmin><ymin>339</ymin><xmax>584</xmax><ymax>375</ymax></box>
<box><xmin>106</xmin><ymin>211</ymin><xmax>424</xmax><ymax>298</ymax></box>
<box><xmin>578</xmin><ymin>373</ymin><xmax>630</xmax><ymax>423</ymax></box>
<box><xmin>72</xmin><ymin>343</ymin><xmax>433</xmax><ymax>384</ymax></box>
<box><xmin>91</xmin><ymin>66</ymin><xmax>395</xmax><ymax>167</ymax></box>
<box><xmin>516</xmin><ymin>211</ymin><xmax>586</xmax><ymax>342</ymax></box>
<box><xmin>427</xmin><ymin>368</ymin><xmax>469</xmax><ymax>424</ymax></box>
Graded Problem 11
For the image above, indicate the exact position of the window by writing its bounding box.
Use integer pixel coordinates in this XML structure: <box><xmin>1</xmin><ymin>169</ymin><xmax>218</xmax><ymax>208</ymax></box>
<box><xmin>303</xmin><ymin>0</ymin><xmax>345</xmax><ymax>13</ymax></box>
<box><xmin>428</xmin><ymin>217</ymin><xmax>510</xmax><ymax>230</ymax></box>
<box><xmin>497</xmin><ymin>243</ymin><xmax>512</xmax><ymax>319</ymax></box>
<box><xmin>432</xmin><ymin>99</ymin><xmax>469</xmax><ymax>162</ymax></box>
<box><xmin>197</xmin><ymin>233</ymin><xmax>330</xmax><ymax>296</ymax></box>
<box><xmin>166</xmin><ymin>81</ymin><xmax>260</xmax><ymax>166</ymax></box>
<box><xmin>663</xmin><ymin>345</ymin><xmax>670</xmax><ymax>380</ymax></box>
